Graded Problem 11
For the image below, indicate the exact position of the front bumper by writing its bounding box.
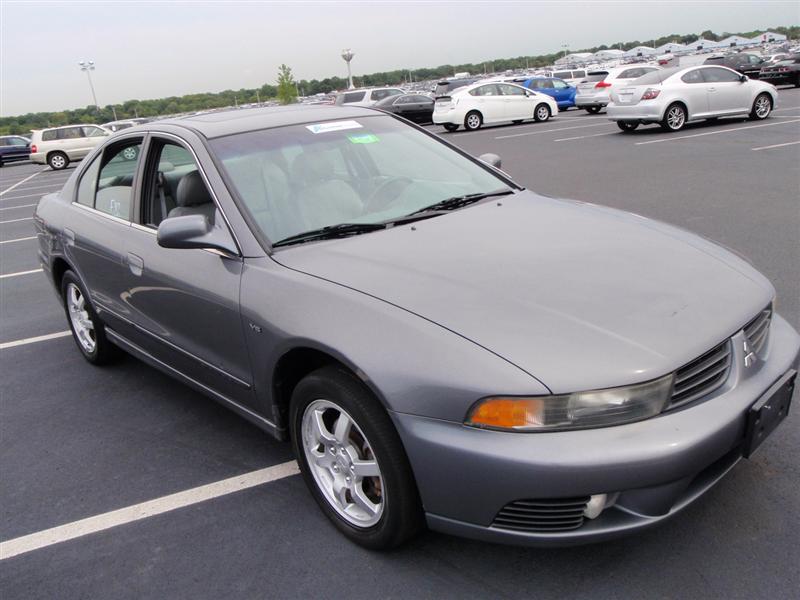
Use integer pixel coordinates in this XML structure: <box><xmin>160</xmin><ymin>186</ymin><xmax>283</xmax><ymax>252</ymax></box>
<box><xmin>607</xmin><ymin>102</ymin><xmax>664</xmax><ymax>122</ymax></box>
<box><xmin>392</xmin><ymin>313</ymin><xmax>800</xmax><ymax>546</ymax></box>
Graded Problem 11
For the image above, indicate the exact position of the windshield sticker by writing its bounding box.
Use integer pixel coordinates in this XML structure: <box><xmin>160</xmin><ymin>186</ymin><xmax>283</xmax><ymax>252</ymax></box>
<box><xmin>306</xmin><ymin>120</ymin><xmax>363</xmax><ymax>134</ymax></box>
<box><xmin>348</xmin><ymin>133</ymin><xmax>379</xmax><ymax>144</ymax></box>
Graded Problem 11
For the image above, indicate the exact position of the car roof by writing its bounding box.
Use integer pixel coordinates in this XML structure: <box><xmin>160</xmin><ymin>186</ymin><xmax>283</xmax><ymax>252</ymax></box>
<box><xmin>145</xmin><ymin>105</ymin><xmax>382</xmax><ymax>139</ymax></box>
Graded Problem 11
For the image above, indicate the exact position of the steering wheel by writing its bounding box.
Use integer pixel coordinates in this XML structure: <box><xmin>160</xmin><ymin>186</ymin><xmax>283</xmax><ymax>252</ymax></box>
<box><xmin>364</xmin><ymin>176</ymin><xmax>414</xmax><ymax>213</ymax></box>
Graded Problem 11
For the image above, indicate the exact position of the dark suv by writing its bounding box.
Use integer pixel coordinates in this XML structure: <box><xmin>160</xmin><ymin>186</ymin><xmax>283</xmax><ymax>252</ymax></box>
<box><xmin>704</xmin><ymin>53</ymin><xmax>765</xmax><ymax>79</ymax></box>
<box><xmin>759</xmin><ymin>53</ymin><xmax>800</xmax><ymax>87</ymax></box>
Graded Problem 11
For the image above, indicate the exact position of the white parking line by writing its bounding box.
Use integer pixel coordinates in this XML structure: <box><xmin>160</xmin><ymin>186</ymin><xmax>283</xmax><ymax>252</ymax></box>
<box><xmin>1</xmin><ymin>182</ymin><xmax>65</xmax><ymax>194</ymax></box>
<box><xmin>635</xmin><ymin>119</ymin><xmax>800</xmax><ymax>145</ymax></box>
<box><xmin>0</xmin><ymin>460</ymin><xmax>299</xmax><ymax>560</ymax></box>
<box><xmin>0</xmin><ymin>203</ymin><xmax>36</xmax><ymax>211</ymax></box>
<box><xmin>495</xmin><ymin>121</ymin><xmax>611</xmax><ymax>140</ymax></box>
<box><xmin>0</xmin><ymin>268</ymin><xmax>42</xmax><ymax>279</ymax></box>
<box><xmin>0</xmin><ymin>192</ymin><xmax>50</xmax><ymax>202</ymax></box>
<box><xmin>0</xmin><ymin>236</ymin><xmax>36</xmax><ymax>244</ymax></box>
<box><xmin>0</xmin><ymin>169</ymin><xmax>46</xmax><ymax>196</ymax></box>
<box><xmin>0</xmin><ymin>217</ymin><xmax>32</xmax><ymax>224</ymax></box>
<box><xmin>0</xmin><ymin>331</ymin><xmax>71</xmax><ymax>350</ymax></box>
<box><xmin>752</xmin><ymin>140</ymin><xmax>800</xmax><ymax>151</ymax></box>
<box><xmin>554</xmin><ymin>132</ymin><xmax>618</xmax><ymax>142</ymax></box>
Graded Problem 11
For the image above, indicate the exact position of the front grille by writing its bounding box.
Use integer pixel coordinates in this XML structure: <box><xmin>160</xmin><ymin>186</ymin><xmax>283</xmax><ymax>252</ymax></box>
<box><xmin>744</xmin><ymin>306</ymin><xmax>772</xmax><ymax>356</ymax></box>
<box><xmin>670</xmin><ymin>341</ymin><xmax>731</xmax><ymax>408</ymax></box>
<box><xmin>492</xmin><ymin>497</ymin><xmax>589</xmax><ymax>532</ymax></box>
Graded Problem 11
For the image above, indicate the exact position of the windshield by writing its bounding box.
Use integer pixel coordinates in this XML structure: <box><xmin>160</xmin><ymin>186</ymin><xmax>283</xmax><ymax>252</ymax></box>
<box><xmin>210</xmin><ymin>115</ymin><xmax>509</xmax><ymax>244</ymax></box>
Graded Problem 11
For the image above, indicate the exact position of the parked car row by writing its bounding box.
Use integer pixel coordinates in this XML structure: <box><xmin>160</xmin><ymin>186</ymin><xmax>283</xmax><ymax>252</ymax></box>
<box><xmin>0</xmin><ymin>134</ymin><xmax>31</xmax><ymax>166</ymax></box>
<box><xmin>29</xmin><ymin>124</ymin><xmax>112</xmax><ymax>170</ymax></box>
<box><xmin>758</xmin><ymin>53</ymin><xmax>800</xmax><ymax>87</ymax></box>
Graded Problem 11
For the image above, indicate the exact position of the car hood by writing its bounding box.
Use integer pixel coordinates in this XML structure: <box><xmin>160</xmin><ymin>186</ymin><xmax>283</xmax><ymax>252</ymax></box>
<box><xmin>273</xmin><ymin>191</ymin><xmax>773</xmax><ymax>393</ymax></box>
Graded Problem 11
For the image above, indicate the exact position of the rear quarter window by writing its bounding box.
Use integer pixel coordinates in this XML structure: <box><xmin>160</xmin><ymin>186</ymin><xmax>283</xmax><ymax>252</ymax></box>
<box><xmin>42</xmin><ymin>130</ymin><xmax>57</xmax><ymax>141</ymax></box>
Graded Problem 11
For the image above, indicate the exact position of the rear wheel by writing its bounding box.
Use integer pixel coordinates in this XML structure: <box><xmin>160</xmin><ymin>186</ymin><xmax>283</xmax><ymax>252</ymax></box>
<box><xmin>616</xmin><ymin>121</ymin><xmax>639</xmax><ymax>132</ymax></box>
<box><xmin>61</xmin><ymin>270</ymin><xmax>119</xmax><ymax>365</ymax></box>
<box><xmin>661</xmin><ymin>103</ymin><xmax>686</xmax><ymax>131</ymax></box>
<box><xmin>48</xmin><ymin>151</ymin><xmax>68</xmax><ymax>170</ymax></box>
<box><xmin>290</xmin><ymin>366</ymin><xmax>423</xmax><ymax>549</ymax></box>
<box><xmin>749</xmin><ymin>93</ymin><xmax>772</xmax><ymax>120</ymax></box>
<box><xmin>585</xmin><ymin>106</ymin><xmax>602</xmax><ymax>114</ymax></box>
<box><xmin>442</xmin><ymin>123</ymin><xmax>459</xmax><ymax>132</ymax></box>
<box><xmin>464</xmin><ymin>111</ymin><xmax>483</xmax><ymax>131</ymax></box>
<box><xmin>534</xmin><ymin>104</ymin><xmax>551</xmax><ymax>122</ymax></box>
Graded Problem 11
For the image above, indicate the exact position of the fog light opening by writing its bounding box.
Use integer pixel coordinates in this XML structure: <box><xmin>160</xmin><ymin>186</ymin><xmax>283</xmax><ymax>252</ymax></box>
<box><xmin>583</xmin><ymin>493</ymin><xmax>618</xmax><ymax>520</ymax></box>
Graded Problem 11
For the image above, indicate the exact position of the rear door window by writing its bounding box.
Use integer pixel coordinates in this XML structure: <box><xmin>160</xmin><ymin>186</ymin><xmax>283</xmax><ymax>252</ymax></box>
<box><xmin>702</xmin><ymin>67</ymin><xmax>740</xmax><ymax>83</ymax></box>
<box><xmin>342</xmin><ymin>91</ymin><xmax>366</xmax><ymax>103</ymax></box>
<box><xmin>42</xmin><ymin>130</ymin><xmax>57</xmax><ymax>141</ymax></box>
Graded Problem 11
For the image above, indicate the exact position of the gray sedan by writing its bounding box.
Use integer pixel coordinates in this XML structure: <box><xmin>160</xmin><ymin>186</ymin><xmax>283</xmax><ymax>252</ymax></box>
<box><xmin>34</xmin><ymin>105</ymin><xmax>799</xmax><ymax>549</ymax></box>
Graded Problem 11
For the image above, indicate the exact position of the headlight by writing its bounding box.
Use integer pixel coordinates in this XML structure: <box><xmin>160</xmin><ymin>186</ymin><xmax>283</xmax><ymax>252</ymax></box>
<box><xmin>465</xmin><ymin>373</ymin><xmax>674</xmax><ymax>432</ymax></box>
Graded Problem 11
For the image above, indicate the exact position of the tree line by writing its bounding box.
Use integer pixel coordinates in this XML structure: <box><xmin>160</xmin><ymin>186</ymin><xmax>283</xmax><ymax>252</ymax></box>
<box><xmin>1</xmin><ymin>25</ymin><xmax>796</xmax><ymax>135</ymax></box>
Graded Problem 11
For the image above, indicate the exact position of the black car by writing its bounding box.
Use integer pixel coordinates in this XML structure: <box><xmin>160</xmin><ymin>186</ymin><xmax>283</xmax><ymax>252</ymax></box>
<box><xmin>374</xmin><ymin>93</ymin><xmax>434</xmax><ymax>124</ymax></box>
<box><xmin>759</xmin><ymin>53</ymin><xmax>800</xmax><ymax>87</ymax></box>
<box><xmin>0</xmin><ymin>135</ymin><xmax>31</xmax><ymax>166</ymax></box>
<box><xmin>704</xmin><ymin>53</ymin><xmax>765</xmax><ymax>79</ymax></box>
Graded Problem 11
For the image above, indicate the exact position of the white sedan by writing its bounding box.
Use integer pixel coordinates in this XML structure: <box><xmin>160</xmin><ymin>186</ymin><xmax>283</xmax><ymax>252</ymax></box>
<box><xmin>607</xmin><ymin>65</ymin><xmax>779</xmax><ymax>132</ymax></box>
<box><xmin>433</xmin><ymin>82</ymin><xmax>559</xmax><ymax>131</ymax></box>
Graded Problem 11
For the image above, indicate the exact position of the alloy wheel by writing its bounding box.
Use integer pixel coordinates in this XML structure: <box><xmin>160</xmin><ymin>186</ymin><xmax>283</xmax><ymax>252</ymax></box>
<box><xmin>66</xmin><ymin>283</ymin><xmax>96</xmax><ymax>354</ymax></box>
<box><xmin>50</xmin><ymin>154</ymin><xmax>66</xmax><ymax>169</ymax></box>
<box><xmin>466</xmin><ymin>113</ymin><xmax>481</xmax><ymax>130</ymax></box>
<box><xmin>755</xmin><ymin>95</ymin><xmax>771</xmax><ymax>118</ymax></box>
<box><xmin>667</xmin><ymin>106</ymin><xmax>685</xmax><ymax>130</ymax></box>
<box><xmin>122</xmin><ymin>147</ymin><xmax>138</xmax><ymax>160</ymax></box>
<box><xmin>536</xmin><ymin>105</ymin><xmax>550</xmax><ymax>121</ymax></box>
<box><xmin>301</xmin><ymin>399</ymin><xmax>384</xmax><ymax>527</ymax></box>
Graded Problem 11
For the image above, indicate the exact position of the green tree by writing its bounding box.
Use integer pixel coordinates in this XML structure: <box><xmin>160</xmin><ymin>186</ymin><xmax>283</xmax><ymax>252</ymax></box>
<box><xmin>276</xmin><ymin>64</ymin><xmax>297</xmax><ymax>105</ymax></box>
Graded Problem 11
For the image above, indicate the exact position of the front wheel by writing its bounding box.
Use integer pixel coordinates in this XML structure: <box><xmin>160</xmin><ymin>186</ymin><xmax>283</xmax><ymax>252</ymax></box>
<box><xmin>661</xmin><ymin>103</ymin><xmax>686</xmax><ymax>131</ymax></box>
<box><xmin>442</xmin><ymin>123</ymin><xmax>459</xmax><ymax>132</ymax></box>
<box><xmin>48</xmin><ymin>152</ymin><xmax>69</xmax><ymax>170</ymax></box>
<box><xmin>61</xmin><ymin>270</ymin><xmax>119</xmax><ymax>365</ymax></box>
<box><xmin>749</xmin><ymin>93</ymin><xmax>772</xmax><ymax>120</ymax></box>
<box><xmin>290</xmin><ymin>367</ymin><xmax>423</xmax><ymax>549</ymax></box>
<box><xmin>585</xmin><ymin>106</ymin><xmax>602</xmax><ymax>114</ymax></box>
<box><xmin>534</xmin><ymin>104</ymin><xmax>551</xmax><ymax>122</ymax></box>
<box><xmin>464</xmin><ymin>111</ymin><xmax>483</xmax><ymax>131</ymax></box>
<box><xmin>617</xmin><ymin>121</ymin><xmax>639</xmax><ymax>132</ymax></box>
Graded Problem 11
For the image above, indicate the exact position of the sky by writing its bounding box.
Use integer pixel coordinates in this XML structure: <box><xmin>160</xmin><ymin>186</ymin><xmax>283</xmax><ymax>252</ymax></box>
<box><xmin>1</xmin><ymin>0</ymin><xmax>798</xmax><ymax>116</ymax></box>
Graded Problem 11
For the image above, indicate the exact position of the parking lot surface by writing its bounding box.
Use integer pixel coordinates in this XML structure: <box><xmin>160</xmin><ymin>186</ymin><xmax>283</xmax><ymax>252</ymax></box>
<box><xmin>2</xmin><ymin>89</ymin><xmax>799</xmax><ymax>599</ymax></box>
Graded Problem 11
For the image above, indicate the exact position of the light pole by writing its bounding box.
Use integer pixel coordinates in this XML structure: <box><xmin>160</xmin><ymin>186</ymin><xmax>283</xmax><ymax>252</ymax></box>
<box><xmin>341</xmin><ymin>49</ymin><xmax>355</xmax><ymax>89</ymax></box>
<box><xmin>78</xmin><ymin>60</ymin><xmax>99</xmax><ymax>111</ymax></box>
<box><xmin>561</xmin><ymin>44</ymin><xmax>569</xmax><ymax>59</ymax></box>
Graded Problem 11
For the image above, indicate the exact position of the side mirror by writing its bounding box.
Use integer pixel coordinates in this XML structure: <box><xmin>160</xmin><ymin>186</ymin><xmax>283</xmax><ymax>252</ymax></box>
<box><xmin>740</xmin><ymin>74</ymin><xmax>748</xmax><ymax>82</ymax></box>
<box><xmin>478</xmin><ymin>153</ymin><xmax>502</xmax><ymax>169</ymax></box>
<box><xmin>157</xmin><ymin>214</ymin><xmax>238</xmax><ymax>256</ymax></box>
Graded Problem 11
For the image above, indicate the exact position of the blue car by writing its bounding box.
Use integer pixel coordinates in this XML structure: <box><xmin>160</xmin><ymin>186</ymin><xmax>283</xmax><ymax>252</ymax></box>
<box><xmin>522</xmin><ymin>77</ymin><xmax>576</xmax><ymax>110</ymax></box>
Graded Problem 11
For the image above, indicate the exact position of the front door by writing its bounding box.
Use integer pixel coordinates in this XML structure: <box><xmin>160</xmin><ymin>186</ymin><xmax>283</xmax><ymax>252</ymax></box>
<box><xmin>123</xmin><ymin>136</ymin><xmax>254</xmax><ymax>406</ymax></box>
<box><xmin>497</xmin><ymin>83</ymin><xmax>530</xmax><ymax>120</ymax></box>
<box><xmin>703</xmin><ymin>67</ymin><xmax>750</xmax><ymax>114</ymax></box>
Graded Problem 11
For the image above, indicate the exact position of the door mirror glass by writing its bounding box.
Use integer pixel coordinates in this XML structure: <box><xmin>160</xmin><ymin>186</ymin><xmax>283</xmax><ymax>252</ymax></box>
<box><xmin>478</xmin><ymin>153</ymin><xmax>502</xmax><ymax>169</ymax></box>
<box><xmin>157</xmin><ymin>214</ymin><xmax>238</xmax><ymax>255</ymax></box>
<box><xmin>740</xmin><ymin>74</ymin><xmax>748</xmax><ymax>82</ymax></box>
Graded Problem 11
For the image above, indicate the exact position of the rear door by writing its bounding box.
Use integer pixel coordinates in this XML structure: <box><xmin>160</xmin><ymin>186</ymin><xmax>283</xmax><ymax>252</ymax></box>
<box><xmin>123</xmin><ymin>135</ymin><xmax>254</xmax><ymax>406</ymax></box>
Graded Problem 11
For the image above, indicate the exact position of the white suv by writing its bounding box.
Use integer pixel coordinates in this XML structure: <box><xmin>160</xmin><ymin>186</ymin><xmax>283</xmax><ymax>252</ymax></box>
<box><xmin>30</xmin><ymin>124</ymin><xmax>110</xmax><ymax>170</ymax></box>
<box><xmin>334</xmin><ymin>87</ymin><xmax>405</xmax><ymax>107</ymax></box>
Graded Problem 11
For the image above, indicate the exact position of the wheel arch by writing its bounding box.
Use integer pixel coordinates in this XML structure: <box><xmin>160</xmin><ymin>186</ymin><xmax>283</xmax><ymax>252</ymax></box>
<box><xmin>662</xmin><ymin>99</ymin><xmax>689</xmax><ymax>121</ymax></box>
<box><xmin>271</xmin><ymin>345</ymin><xmax>389</xmax><ymax>439</ymax></box>
<box><xmin>51</xmin><ymin>256</ymin><xmax>74</xmax><ymax>297</ymax></box>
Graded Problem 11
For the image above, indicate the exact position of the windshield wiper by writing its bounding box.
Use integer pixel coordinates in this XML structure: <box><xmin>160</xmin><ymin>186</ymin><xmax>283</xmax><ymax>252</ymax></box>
<box><xmin>408</xmin><ymin>189</ymin><xmax>515</xmax><ymax>216</ymax></box>
<box><xmin>272</xmin><ymin>222</ymin><xmax>387</xmax><ymax>248</ymax></box>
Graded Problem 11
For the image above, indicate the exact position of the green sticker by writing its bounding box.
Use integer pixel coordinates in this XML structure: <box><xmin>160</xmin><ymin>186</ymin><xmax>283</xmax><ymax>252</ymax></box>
<box><xmin>348</xmin><ymin>133</ymin><xmax>380</xmax><ymax>144</ymax></box>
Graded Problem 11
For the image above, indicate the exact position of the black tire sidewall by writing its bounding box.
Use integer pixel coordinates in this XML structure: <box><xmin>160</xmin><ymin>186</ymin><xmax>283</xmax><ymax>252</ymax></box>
<box><xmin>464</xmin><ymin>111</ymin><xmax>482</xmax><ymax>131</ymax></box>
<box><xmin>534</xmin><ymin>104</ymin><xmax>550</xmax><ymax>121</ymax></box>
<box><xmin>61</xmin><ymin>270</ymin><xmax>116</xmax><ymax>364</ymax></box>
<box><xmin>49</xmin><ymin>152</ymin><xmax>68</xmax><ymax>170</ymax></box>
<box><xmin>289</xmin><ymin>366</ymin><xmax>422</xmax><ymax>550</ymax></box>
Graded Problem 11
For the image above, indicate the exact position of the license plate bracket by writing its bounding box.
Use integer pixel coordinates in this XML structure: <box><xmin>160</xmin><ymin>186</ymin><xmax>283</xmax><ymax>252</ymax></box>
<box><xmin>743</xmin><ymin>370</ymin><xmax>796</xmax><ymax>458</ymax></box>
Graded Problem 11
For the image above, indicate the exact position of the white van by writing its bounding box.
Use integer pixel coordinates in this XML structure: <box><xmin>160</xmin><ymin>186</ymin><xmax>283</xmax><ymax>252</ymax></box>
<box><xmin>30</xmin><ymin>124</ymin><xmax>110</xmax><ymax>170</ymax></box>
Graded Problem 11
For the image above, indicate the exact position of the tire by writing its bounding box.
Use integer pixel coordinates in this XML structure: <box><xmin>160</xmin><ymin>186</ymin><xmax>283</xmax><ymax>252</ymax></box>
<box><xmin>534</xmin><ymin>103</ymin><xmax>551</xmax><ymax>122</ymax></box>
<box><xmin>121</xmin><ymin>146</ymin><xmax>138</xmax><ymax>161</ymax></box>
<box><xmin>442</xmin><ymin>123</ymin><xmax>459</xmax><ymax>132</ymax></box>
<box><xmin>48</xmin><ymin>151</ymin><xmax>69</xmax><ymax>170</ymax></box>
<box><xmin>585</xmin><ymin>106</ymin><xmax>601</xmax><ymax>114</ymax></box>
<box><xmin>61</xmin><ymin>270</ymin><xmax>120</xmax><ymax>365</ymax></box>
<box><xmin>617</xmin><ymin>121</ymin><xmax>639</xmax><ymax>132</ymax></box>
<box><xmin>661</xmin><ymin>103</ymin><xmax>686</xmax><ymax>131</ymax></box>
<box><xmin>290</xmin><ymin>366</ymin><xmax>423</xmax><ymax>550</ymax></box>
<box><xmin>749</xmin><ymin>93</ymin><xmax>772</xmax><ymax>120</ymax></box>
<box><xmin>463</xmin><ymin>111</ymin><xmax>483</xmax><ymax>131</ymax></box>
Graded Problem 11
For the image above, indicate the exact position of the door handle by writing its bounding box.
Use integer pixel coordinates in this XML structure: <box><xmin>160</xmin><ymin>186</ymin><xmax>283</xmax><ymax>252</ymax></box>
<box><xmin>707</xmin><ymin>87</ymin><xmax>716</xmax><ymax>92</ymax></box>
<box><xmin>127</xmin><ymin>253</ymin><xmax>144</xmax><ymax>277</ymax></box>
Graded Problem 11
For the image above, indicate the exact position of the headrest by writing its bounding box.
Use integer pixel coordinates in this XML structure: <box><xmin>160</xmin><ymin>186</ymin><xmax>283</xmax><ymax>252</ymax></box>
<box><xmin>291</xmin><ymin>153</ymin><xmax>333</xmax><ymax>185</ymax></box>
<box><xmin>176</xmin><ymin>171</ymin><xmax>212</xmax><ymax>207</ymax></box>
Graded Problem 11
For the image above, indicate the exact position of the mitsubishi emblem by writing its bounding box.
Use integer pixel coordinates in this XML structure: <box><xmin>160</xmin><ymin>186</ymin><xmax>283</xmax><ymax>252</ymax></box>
<box><xmin>743</xmin><ymin>339</ymin><xmax>757</xmax><ymax>368</ymax></box>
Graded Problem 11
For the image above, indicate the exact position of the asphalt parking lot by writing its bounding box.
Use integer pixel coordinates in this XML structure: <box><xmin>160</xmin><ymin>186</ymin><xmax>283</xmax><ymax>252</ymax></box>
<box><xmin>1</xmin><ymin>89</ymin><xmax>799</xmax><ymax>599</ymax></box>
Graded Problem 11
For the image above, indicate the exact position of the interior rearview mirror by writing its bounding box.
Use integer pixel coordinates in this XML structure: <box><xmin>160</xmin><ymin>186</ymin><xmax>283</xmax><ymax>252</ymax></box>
<box><xmin>157</xmin><ymin>214</ymin><xmax>238</xmax><ymax>256</ymax></box>
<box><xmin>478</xmin><ymin>153</ymin><xmax>502</xmax><ymax>169</ymax></box>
